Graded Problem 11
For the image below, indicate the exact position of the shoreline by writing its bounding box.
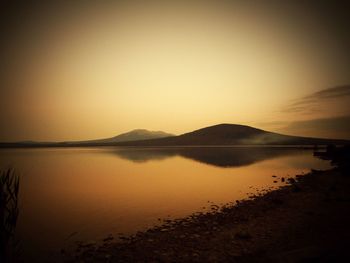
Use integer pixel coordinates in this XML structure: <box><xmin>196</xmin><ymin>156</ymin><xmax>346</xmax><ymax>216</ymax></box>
<box><xmin>65</xmin><ymin>149</ymin><xmax>350</xmax><ymax>262</ymax></box>
<box><xmin>64</xmin><ymin>148</ymin><xmax>350</xmax><ymax>262</ymax></box>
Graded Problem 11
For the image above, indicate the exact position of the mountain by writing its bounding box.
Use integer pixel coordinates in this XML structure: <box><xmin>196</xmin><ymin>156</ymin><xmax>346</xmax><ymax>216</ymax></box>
<box><xmin>0</xmin><ymin>124</ymin><xmax>348</xmax><ymax>148</ymax></box>
<box><xmin>115</xmin><ymin>124</ymin><xmax>349</xmax><ymax>146</ymax></box>
<box><xmin>74</xmin><ymin>129</ymin><xmax>174</xmax><ymax>144</ymax></box>
<box><xmin>0</xmin><ymin>129</ymin><xmax>174</xmax><ymax>147</ymax></box>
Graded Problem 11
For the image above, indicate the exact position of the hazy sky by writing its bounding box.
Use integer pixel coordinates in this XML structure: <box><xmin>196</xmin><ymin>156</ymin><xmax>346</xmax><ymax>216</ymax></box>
<box><xmin>1</xmin><ymin>0</ymin><xmax>350</xmax><ymax>141</ymax></box>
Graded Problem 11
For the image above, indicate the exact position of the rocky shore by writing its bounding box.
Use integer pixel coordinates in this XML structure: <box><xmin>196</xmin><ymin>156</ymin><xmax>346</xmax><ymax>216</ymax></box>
<box><xmin>66</xmin><ymin>147</ymin><xmax>350</xmax><ymax>262</ymax></box>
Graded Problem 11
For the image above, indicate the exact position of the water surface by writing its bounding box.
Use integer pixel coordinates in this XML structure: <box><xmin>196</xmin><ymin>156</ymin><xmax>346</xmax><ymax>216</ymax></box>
<box><xmin>0</xmin><ymin>147</ymin><xmax>331</xmax><ymax>261</ymax></box>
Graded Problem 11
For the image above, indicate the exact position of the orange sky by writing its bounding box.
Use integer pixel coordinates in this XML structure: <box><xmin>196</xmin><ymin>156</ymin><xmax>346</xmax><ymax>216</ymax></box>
<box><xmin>1</xmin><ymin>1</ymin><xmax>349</xmax><ymax>141</ymax></box>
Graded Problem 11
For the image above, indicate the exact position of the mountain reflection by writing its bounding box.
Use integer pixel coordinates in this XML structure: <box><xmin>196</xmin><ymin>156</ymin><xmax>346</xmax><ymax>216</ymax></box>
<box><xmin>112</xmin><ymin>147</ymin><xmax>305</xmax><ymax>168</ymax></box>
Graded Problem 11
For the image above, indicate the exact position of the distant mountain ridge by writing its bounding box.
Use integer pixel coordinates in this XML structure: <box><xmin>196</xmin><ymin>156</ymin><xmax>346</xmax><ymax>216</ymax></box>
<box><xmin>0</xmin><ymin>124</ymin><xmax>348</xmax><ymax>148</ymax></box>
<box><xmin>115</xmin><ymin>124</ymin><xmax>349</xmax><ymax>146</ymax></box>
<box><xmin>73</xmin><ymin>129</ymin><xmax>174</xmax><ymax>144</ymax></box>
<box><xmin>0</xmin><ymin>129</ymin><xmax>174</xmax><ymax>147</ymax></box>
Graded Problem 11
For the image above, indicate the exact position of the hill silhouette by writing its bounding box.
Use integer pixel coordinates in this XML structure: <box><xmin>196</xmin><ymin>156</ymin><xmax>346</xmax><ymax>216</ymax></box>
<box><xmin>0</xmin><ymin>124</ymin><xmax>348</xmax><ymax>148</ymax></box>
<box><xmin>115</xmin><ymin>124</ymin><xmax>348</xmax><ymax>146</ymax></box>
<box><xmin>71</xmin><ymin>129</ymin><xmax>174</xmax><ymax>144</ymax></box>
<box><xmin>0</xmin><ymin>129</ymin><xmax>174</xmax><ymax>147</ymax></box>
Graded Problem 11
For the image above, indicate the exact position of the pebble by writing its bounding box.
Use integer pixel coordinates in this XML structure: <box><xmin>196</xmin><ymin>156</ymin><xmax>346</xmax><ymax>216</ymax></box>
<box><xmin>288</xmin><ymin>178</ymin><xmax>296</xmax><ymax>184</ymax></box>
<box><xmin>103</xmin><ymin>235</ymin><xmax>114</xmax><ymax>242</ymax></box>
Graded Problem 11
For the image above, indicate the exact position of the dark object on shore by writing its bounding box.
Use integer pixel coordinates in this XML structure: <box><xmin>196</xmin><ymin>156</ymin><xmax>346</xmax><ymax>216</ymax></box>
<box><xmin>0</xmin><ymin>168</ymin><xmax>20</xmax><ymax>262</ymax></box>
<box><xmin>287</xmin><ymin>178</ymin><xmax>296</xmax><ymax>184</ymax></box>
<box><xmin>314</xmin><ymin>145</ymin><xmax>350</xmax><ymax>171</ymax></box>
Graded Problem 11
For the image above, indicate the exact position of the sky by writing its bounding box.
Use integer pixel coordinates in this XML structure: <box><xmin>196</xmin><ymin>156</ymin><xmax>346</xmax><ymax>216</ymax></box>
<box><xmin>1</xmin><ymin>0</ymin><xmax>350</xmax><ymax>141</ymax></box>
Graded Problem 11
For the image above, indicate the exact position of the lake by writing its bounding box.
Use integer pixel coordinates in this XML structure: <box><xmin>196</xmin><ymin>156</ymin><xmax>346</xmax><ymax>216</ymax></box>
<box><xmin>0</xmin><ymin>147</ymin><xmax>331</xmax><ymax>261</ymax></box>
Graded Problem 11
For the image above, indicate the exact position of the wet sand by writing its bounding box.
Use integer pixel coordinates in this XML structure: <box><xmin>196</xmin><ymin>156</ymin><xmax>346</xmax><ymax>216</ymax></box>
<box><xmin>65</xmin><ymin>151</ymin><xmax>350</xmax><ymax>262</ymax></box>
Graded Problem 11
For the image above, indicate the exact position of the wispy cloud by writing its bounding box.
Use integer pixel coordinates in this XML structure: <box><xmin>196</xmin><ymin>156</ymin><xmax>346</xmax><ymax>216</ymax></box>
<box><xmin>305</xmin><ymin>85</ymin><xmax>350</xmax><ymax>99</ymax></box>
<box><xmin>264</xmin><ymin>85</ymin><xmax>350</xmax><ymax>138</ymax></box>
<box><xmin>282</xmin><ymin>85</ymin><xmax>350</xmax><ymax>114</ymax></box>
<box><xmin>278</xmin><ymin>115</ymin><xmax>350</xmax><ymax>139</ymax></box>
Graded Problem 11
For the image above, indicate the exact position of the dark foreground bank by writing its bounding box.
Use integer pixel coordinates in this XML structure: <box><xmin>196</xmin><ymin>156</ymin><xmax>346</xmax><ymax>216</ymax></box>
<box><xmin>65</xmin><ymin>147</ymin><xmax>350</xmax><ymax>263</ymax></box>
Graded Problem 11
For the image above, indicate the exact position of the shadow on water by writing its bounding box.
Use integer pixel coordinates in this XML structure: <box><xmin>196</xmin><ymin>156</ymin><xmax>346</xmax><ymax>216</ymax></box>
<box><xmin>111</xmin><ymin>148</ymin><xmax>175</xmax><ymax>163</ymax></box>
<box><xmin>112</xmin><ymin>147</ymin><xmax>306</xmax><ymax>168</ymax></box>
<box><xmin>0</xmin><ymin>168</ymin><xmax>20</xmax><ymax>262</ymax></box>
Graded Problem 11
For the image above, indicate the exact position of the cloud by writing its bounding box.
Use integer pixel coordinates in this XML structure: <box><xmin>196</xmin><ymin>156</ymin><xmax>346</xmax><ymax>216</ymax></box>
<box><xmin>268</xmin><ymin>86</ymin><xmax>350</xmax><ymax>138</ymax></box>
<box><xmin>282</xmin><ymin>85</ymin><xmax>350</xmax><ymax>114</ymax></box>
<box><xmin>278</xmin><ymin>115</ymin><xmax>350</xmax><ymax>139</ymax></box>
<box><xmin>305</xmin><ymin>85</ymin><xmax>350</xmax><ymax>99</ymax></box>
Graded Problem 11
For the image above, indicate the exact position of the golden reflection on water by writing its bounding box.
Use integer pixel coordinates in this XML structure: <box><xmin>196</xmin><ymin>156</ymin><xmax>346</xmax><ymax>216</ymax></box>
<box><xmin>0</xmin><ymin>147</ymin><xmax>330</xmax><ymax>259</ymax></box>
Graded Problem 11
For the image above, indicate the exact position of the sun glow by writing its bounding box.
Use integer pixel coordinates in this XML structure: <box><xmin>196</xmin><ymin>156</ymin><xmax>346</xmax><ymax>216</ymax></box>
<box><xmin>0</xmin><ymin>1</ymin><xmax>348</xmax><ymax>141</ymax></box>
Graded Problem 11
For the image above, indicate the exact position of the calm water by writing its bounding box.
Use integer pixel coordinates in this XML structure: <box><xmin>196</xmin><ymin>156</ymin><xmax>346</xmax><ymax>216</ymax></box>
<box><xmin>0</xmin><ymin>147</ymin><xmax>331</xmax><ymax>261</ymax></box>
